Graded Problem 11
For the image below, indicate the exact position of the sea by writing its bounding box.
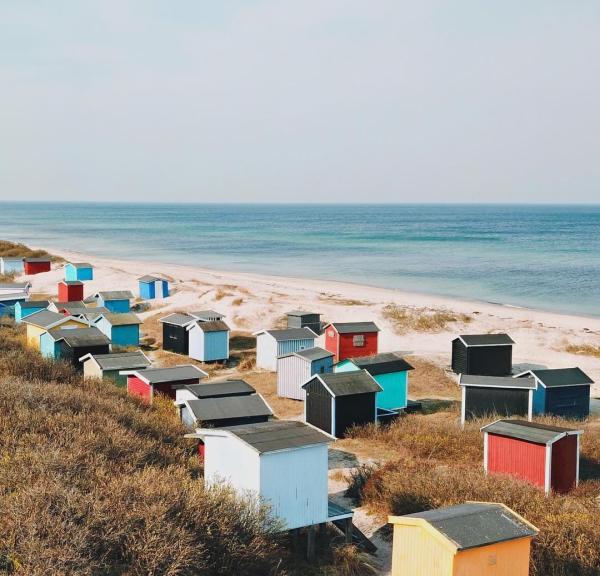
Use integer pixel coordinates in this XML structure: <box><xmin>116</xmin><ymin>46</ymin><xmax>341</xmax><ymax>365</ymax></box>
<box><xmin>0</xmin><ymin>203</ymin><xmax>599</xmax><ymax>317</ymax></box>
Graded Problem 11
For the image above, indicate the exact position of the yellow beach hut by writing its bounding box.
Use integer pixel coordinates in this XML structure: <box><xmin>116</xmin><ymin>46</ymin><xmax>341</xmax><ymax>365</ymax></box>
<box><xmin>388</xmin><ymin>502</ymin><xmax>537</xmax><ymax>576</ymax></box>
<box><xmin>23</xmin><ymin>310</ymin><xmax>89</xmax><ymax>350</ymax></box>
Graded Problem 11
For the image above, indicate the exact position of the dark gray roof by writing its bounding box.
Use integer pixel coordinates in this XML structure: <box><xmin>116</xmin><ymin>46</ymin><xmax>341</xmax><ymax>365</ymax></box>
<box><xmin>68</xmin><ymin>262</ymin><xmax>93</xmax><ymax>268</ymax></box>
<box><xmin>50</xmin><ymin>327</ymin><xmax>110</xmax><ymax>347</ymax></box>
<box><xmin>96</xmin><ymin>290</ymin><xmax>134</xmax><ymax>301</ymax></box>
<box><xmin>405</xmin><ymin>503</ymin><xmax>537</xmax><ymax>550</ymax></box>
<box><xmin>18</xmin><ymin>300</ymin><xmax>49</xmax><ymax>309</ymax></box>
<box><xmin>286</xmin><ymin>309</ymin><xmax>320</xmax><ymax>317</ymax></box>
<box><xmin>98</xmin><ymin>312</ymin><xmax>142</xmax><ymax>326</ymax></box>
<box><xmin>85</xmin><ymin>351</ymin><xmax>151</xmax><ymax>371</ymax></box>
<box><xmin>221</xmin><ymin>420</ymin><xmax>332</xmax><ymax>453</ymax></box>
<box><xmin>133</xmin><ymin>365</ymin><xmax>206</xmax><ymax>384</ymax></box>
<box><xmin>60</xmin><ymin>280</ymin><xmax>83</xmax><ymax>286</ymax></box>
<box><xmin>459</xmin><ymin>375</ymin><xmax>536</xmax><ymax>390</ymax></box>
<box><xmin>528</xmin><ymin>368</ymin><xmax>593</xmax><ymax>388</ymax></box>
<box><xmin>0</xmin><ymin>293</ymin><xmax>28</xmax><ymax>302</ymax></box>
<box><xmin>279</xmin><ymin>346</ymin><xmax>334</xmax><ymax>362</ymax></box>
<box><xmin>481</xmin><ymin>419</ymin><xmax>582</xmax><ymax>444</ymax></box>
<box><xmin>304</xmin><ymin>370</ymin><xmax>383</xmax><ymax>397</ymax></box>
<box><xmin>0</xmin><ymin>282</ymin><xmax>31</xmax><ymax>290</ymax></box>
<box><xmin>190</xmin><ymin>310</ymin><xmax>225</xmax><ymax>321</ymax></box>
<box><xmin>0</xmin><ymin>257</ymin><xmax>24</xmax><ymax>261</ymax></box>
<box><xmin>185</xmin><ymin>380</ymin><xmax>255</xmax><ymax>399</ymax></box>
<box><xmin>23</xmin><ymin>309</ymin><xmax>71</xmax><ymax>328</ymax></box>
<box><xmin>53</xmin><ymin>301</ymin><xmax>86</xmax><ymax>311</ymax></box>
<box><xmin>349</xmin><ymin>352</ymin><xmax>414</xmax><ymax>376</ymax></box>
<box><xmin>457</xmin><ymin>334</ymin><xmax>514</xmax><ymax>347</ymax></box>
<box><xmin>25</xmin><ymin>257</ymin><xmax>51</xmax><ymax>262</ymax></box>
<box><xmin>159</xmin><ymin>313</ymin><xmax>194</xmax><ymax>326</ymax></box>
<box><xmin>328</xmin><ymin>322</ymin><xmax>380</xmax><ymax>334</ymax></box>
<box><xmin>186</xmin><ymin>395</ymin><xmax>272</xmax><ymax>423</ymax></box>
<box><xmin>191</xmin><ymin>320</ymin><xmax>230</xmax><ymax>333</ymax></box>
<box><xmin>71</xmin><ymin>307</ymin><xmax>109</xmax><ymax>320</ymax></box>
<box><xmin>259</xmin><ymin>327</ymin><xmax>316</xmax><ymax>341</ymax></box>
<box><xmin>138</xmin><ymin>275</ymin><xmax>166</xmax><ymax>283</ymax></box>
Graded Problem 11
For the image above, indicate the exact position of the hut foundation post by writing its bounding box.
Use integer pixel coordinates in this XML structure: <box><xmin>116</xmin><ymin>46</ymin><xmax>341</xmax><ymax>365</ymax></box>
<box><xmin>307</xmin><ymin>525</ymin><xmax>316</xmax><ymax>561</ymax></box>
<box><xmin>344</xmin><ymin>518</ymin><xmax>353</xmax><ymax>544</ymax></box>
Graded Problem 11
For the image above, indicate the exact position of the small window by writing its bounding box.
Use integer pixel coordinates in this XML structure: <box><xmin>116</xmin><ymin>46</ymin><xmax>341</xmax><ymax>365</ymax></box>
<box><xmin>353</xmin><ymin>334</ymin><xmax>365</xmax><ymax>347</ymax></box>
<box><xmin>320</xmin><ymin>366</ymin><xmax>325</xmax><ymax>374</ymax></box>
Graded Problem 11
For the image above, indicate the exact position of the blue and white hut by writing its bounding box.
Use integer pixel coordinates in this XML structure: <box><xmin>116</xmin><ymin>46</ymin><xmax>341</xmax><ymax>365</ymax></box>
<box><xmin>277</xmin><ymin>347</ymin><xmax>334</xmax><ymax>400</ymax></box>
<box><xmin>15</xmin><ymin>300</ymin><xmax>49</xmax><ymax>323</ymax></box>
<box><xmin>65</xmin><ymin>262</ymin><xmax>94</xmax><ymax>281</ymax></box>
<box><xmin>138</xmin><ymin>275</ymin><xmax>170</xmax><ymax>300</ymax></box>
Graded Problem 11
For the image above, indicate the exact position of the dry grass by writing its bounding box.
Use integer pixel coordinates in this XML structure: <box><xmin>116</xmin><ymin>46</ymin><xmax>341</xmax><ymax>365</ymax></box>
<box><xmin>319</xmin><ymin>295</ymin><xmax>367</xmax><ymax>306</ymax></box>
<box><xmin>382</xmin><ymin>304</ymin><xmax>471</xmax><ymax>333</ymax></box>
<box><xmin>241</xmin><ymin>371</ymin><xmax>304</xmax><ymax>420</ymax></box>
<box><xmin>405</xmin><ymin>356</ymin><xmax>460</xmax><ymax>400</ymax></box>
<box><xmin>565</xmin><ymin>342</ymin><xmax>600</xmax><ymax>358</ymax></box>
<box><xmin>214</xmin><ymin>287</ymin><xmax>234</xmax><ymax>301</ymax></box>
<box><xmin>232</xmin><ymin>297</ymin><xmax>244</xmax><ymax>307</ymax></box>
<box><xmin>0</xmin><ymin>240</ymin><xmax>63</xmax><ymax>262</ymax></box>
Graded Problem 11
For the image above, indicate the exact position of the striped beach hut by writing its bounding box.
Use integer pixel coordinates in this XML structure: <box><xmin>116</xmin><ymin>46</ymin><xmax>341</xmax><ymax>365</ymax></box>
<box><xmin>65</xmin><ymin>262</ymin><xmax>93</xmax><ymax>281</ymax></box>
<box><xmin>15</xmin><ymin>300</ymin><xmax>49</xmax><ymax>323</ymax></box>
<box><xmin>277</xmin><ymin>347</ymin><xmax>334</xmax><ymax>400</ymax></box>
<box><xmin>80</xmin><ymin>351</ymin><xmax>151</xmax><ymax>387</ymax></box>
<box><xmin>93</xmin><ymin>312</ymin><xmax>142</xmax><ymax>347</ymax></box>
<box><xmin>0</xmin><ymin>257</ymin><xmax>25</xmax><ymax>275</ymax></box>
<box><xmin>138</xmin><ymin>275</ymin><xmax>170</xmax><ymax>299</ymax></box>
<box><xmin>253</xmin><ymin>328</ymin><xmax>317</xmax><ymax>371</ymax></box>
<box><xmin>187</xmin><ymin>319</ymin><xmax>230</xmax><ymax>362</ymax></box>
<box><xmin>24</xmin><ymin>257</ymin><xmax>51</xmax><ymax>275</ymax></box>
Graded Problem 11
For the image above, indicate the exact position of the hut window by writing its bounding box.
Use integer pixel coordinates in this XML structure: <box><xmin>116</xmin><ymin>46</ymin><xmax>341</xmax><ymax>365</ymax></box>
<box><xmin>320</xmin><ymin>366</ymin><xmax>326</xmax><ymax>373</ymax></box>
<box><xmin>353</xmin><ymin>334</ymin><xmax>365</xmax><ymax>347</ymax></box>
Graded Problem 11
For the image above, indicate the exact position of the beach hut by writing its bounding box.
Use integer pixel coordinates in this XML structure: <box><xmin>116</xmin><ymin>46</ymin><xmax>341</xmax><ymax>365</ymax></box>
<box><xmin>24</xmin><ymin>257</ymin><xmax>51</xmax><ymax>275</ymax></box>
<box><xmin>452</xmin><ymin>334</ymin><xmax>514</xmax><ymax>376</ymax></box>
<box><xmin>40</xmin><ymin>327</ymin><xmax>110</xmax><ymax>369</ymax></box>
<box><xmin>0</xmin><ymin>282</ymin><xmax>31</xmax><ymax>296</ymax></box>
<box><xmin>14</xmin><ymin>300</ymin><xmax>49</xmax><ymax>323</ymax></box>
<box><xmin>190</xmin><ymin>310</ymin><xmax>225</xmax><ymax>322</ymax></box>
<box><xmin>23</xmin><ymin>310</ymin><xmax>89</xmax><ymax>349</ymax></box>
<box><xmin>64</xmin><ymin>262</ymin><xmax>93</xmax><ymax>281</ymax></box>
<box><xmin>277</xmin><ymin>347</ymin><xmax>334</xmax><ymax>401</ymax></box>
<box><xmin>90</xmin><ymin>291</ymin><xmax>134</xmax><ymax>313</ymax></box>
<box><xmin>286</xmin><ymin>310</ymin><xmax>322</xmax><ymax>335</ymax></box>
<box><xmin>58</xmin><ymin>280</ymin><xmax>84</xmax><ymax>303</ymax></box>
<box><xmin>186</xmin><ymin>320</ymin><xmax>230</xmax><ymax>362</ymax></box>
<box><xmin>93</xmin><ymin>312</ymin><xmax>142</xmax><ymax>347</ymax></box>
<box><xmin>80</xmin><ymin>351</ymin><xmax>151</xmax><ymax>387</ymax></box>
<box><xmin>516</xmin><ymin>368</ymin><xmax>593</xmax><ymax>419</ymax></box>
<box><xmin>481</xmin><ymin>419</ymin><xmax>583</xmax><ymax>495</ymax></box>
<box><xmin>335</xmin><ymin>352</ymin><xmax>414</xmax><ymax>411</ymax></box>
<box><xmin>188</xmin><ymin>421</ymin><xmax>349</xmax><ymax>533</ymax></box>
<box><xmin>253</xmin><ymin>328</ymin><xmax>317</xmax><ymax>371</ymax></box>
<box><xmin>159</xmin><ymin>313</ymin><xmax>194</xmax><ymax>354</ymax></box>
<box><xmin>175</xmin><ymin>379</ymin><xmax>257</xmax><ymax>403</ymax></box>
<box><xmin>48</xmin><ymin>301</ymin><xmax>86</xmax><ymax>314</ymax></box>
<box><xmin>302</xmin><ymin>370</ymin><xmax>382</xmax><ymax>438</ymax></box>
<box><xmin>388</xmin><ymin>502</ymin><xmax>538</xmax><ymax>576</ymax></box>
<box><xmin>0</xmin><ymin>292</ymin><xmax>28</xmax><ymax>317</ymax></box>
<box><xmin>324</xmin><ymin>322</ymin><xmax>380</xmax><ymax>363</ymax></box>
<box><xmin>138</xmin><ymin>275</ymin><xmax>170</xmax><ymax>300</ymax></box>
<box><xmin>123</xmin><ymin>365</ymin><xmax>208</xmax><ymax>403</ymax></box>
<box><xmin>0</xmin><ymin>257</ymin><xmax>25</xmax><ymax>275</ymax></box>
<box><xmin>459</xmin><ymin>374</ymin><xmax>536</xmax><ymax>425</ymax></box>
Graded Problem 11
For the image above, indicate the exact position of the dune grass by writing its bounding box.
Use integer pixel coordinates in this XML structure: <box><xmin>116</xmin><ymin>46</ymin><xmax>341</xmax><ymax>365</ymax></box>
<box><xmin>382</xmin><ymin>304</ymin><xmax>471</xmax><ymax>333</ymax></box>
<box><xmin>565</xmin><ymin>342</ymin><xmax>600</xmax><ymax>358</ymax></box>
<box><xmin>0</xmin><ymin>240</ymin><xmax>62</xmax><ymax>262</ymax></box>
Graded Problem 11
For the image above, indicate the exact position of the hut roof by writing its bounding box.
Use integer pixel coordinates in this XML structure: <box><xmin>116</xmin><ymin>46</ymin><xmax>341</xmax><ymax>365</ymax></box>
<box><xmin>0</xmin><ymin>282</ymin><xmax>31</xmax><ymax>290</ymax></box>
<box><xmin>286</xmin><ymin>309</ymin><xmax>320</xmax><ymax>317</ymax></box>
<box><xmin>456</xmin><ymin>334</ymin><xmax>514</xmax><ymax>347</ymax></box>
<box><xmin>49</xmin><ymin>327</ymin><xmax>110</xmax><ymax>347</ymax></box>
<box><xmin>279</xmin><ymin>346</ymin><xmax>334</xmax><ymax>362</ymax></box>
<box><xmin>138</xmin><ymin>275</ymin><xmax>167</xmax><ymax>283</ymax></box>
<box><xmin>402</xmin><ymin>502</ymin><xmax>538</xmax><ymax>550</ymax></box>
<box><xmin>326</xmin><ymin>322</ymin><xmax>380</xmax><ymax>334</ymax></box>
<box><xmin>71</xmin><ymin>307</ymin><xmax>109</xmax><ymax>320</ymax></box>
<box><xmin>79</xmin><ymin>351</ymin><xmax>151</xmax><ymax>371</ymax></box>
<box><xmin>17</xmin><ymin>300</ymin><xmax>49</xmax><ymax>309</ymax></box>
<box><xmin>59</xmin><ymin>280</ymin><xmax>83</xmax><ymax>286</ymax></box>
<box><xmin>481</xmin><ymin>419</ymin><xmax>582</xmax><ymax>445</ymax></box>
<box><xmin>184</xmin><ymin>394</ymin><xmax>272</xmax><ymax>423</ymax></box>
<box><xmin>0</xmin><ymin>293</ymin><xmax>28</xmax><ymax>303</ymax></box>
<box><xmin>184</xmin><ymin>380</ymin><xmax>255</xmax><ymax>399</ymax></box>
<box><xmin>25</xmin><ymin>257</ymin><xmax>51</xmax><ymax>263</ymax></box>
<box><xmin>459</xmin><ymin>374</ymin><xmax>536</xmax><ymax>389</ymax></box>
<box><xmin>253</xmin><ymin>327</ymin><xmax>317</xmax><ymax>341</ymax></box>
<box><xmin>67</xmin><ymin>262</ymin><xmax>93</xmax><ymax>269</ymax></box>
<box><xmin>187</xmin><ymin>320</ymin><xmax>230</xmax><ymax>333</ymax></box>
<box><xmin>524</xmin><ymin>368</ymin><xmax>593</xmax><ymax>388</ymax></box>
<box><xmin>0</xmin><ymin>256</ymin><xmax>24</xmax><ymax>262</ymax></box>
<box><xmin>303</xmin><ymin>370</ymin><xmax>382</xmax><ymax>397</ymax></box>
<box><xmin>348</xmin><ymin>352</ymin><xmax>414</xmax><ymax>375</ymax></box>
<box><xmin>95</xmin><ymin>291</ymin><xmax>134</xmax><ymax>301</ymax></box>
<box><xmin>23</xmin><ymin>309</ymin><xmax>75</xmax><ymax>329</ymax></box>
<box><xmin>190</xmin><ymin>310</ymin><xmax>225</xmax><ymax>321</ymax></box>
<box><xmin>125</xmin><ymin>365</ymin><xmax>207</xmax><ymax>384</ymax></box>
<box><xmin>97</xmin><ymin>312</ymin><xmax>142</xmax><ymax>326</ymax></box>
<box><xmin>159</xmin><ymin>313</ymin><xmax>194</xmax><ymax>327</ymax></box>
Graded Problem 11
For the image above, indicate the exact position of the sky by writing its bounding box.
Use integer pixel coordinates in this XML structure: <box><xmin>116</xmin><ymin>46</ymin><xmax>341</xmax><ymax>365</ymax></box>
<box><xmin>1</xmin><ymin>1</ymin><xmax>599</xmax><ymax>204</ymax></box>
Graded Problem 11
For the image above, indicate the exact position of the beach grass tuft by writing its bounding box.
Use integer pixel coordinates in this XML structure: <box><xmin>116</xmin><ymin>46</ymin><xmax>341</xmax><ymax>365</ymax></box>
<box><xmin>382</xmin><ymin>304</ymin><xmax>471</xmax><ymax>333</ymax></box>
<box><xmin>565</xmin><ymin>342</ymin><xmax>600</xmax><ymax>358</ymax></box>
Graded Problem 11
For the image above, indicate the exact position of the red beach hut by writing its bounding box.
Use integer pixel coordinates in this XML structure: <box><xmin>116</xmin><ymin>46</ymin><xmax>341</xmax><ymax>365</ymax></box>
<box><xmin>324</xmin><ymin>322</ymin><xmax>379</xmax><ymax>362</ymax></box>
<box><xmin>24</xmin><ymin>257</ymin><xmax>51</xmax><ymax>275</ymax></box>
<box><xmin>123</xmin><ymin>365</ymin><xmax>207</xmax><ymax>404</ymax></box>
<box><xmin>481</xmin><ymin>419</ymin><xmax>583</xmax><ymax>494</ymax></box>
<box><xmin>58</xmin><ymin>280</ymin><xmax>84</xmax><ymax>303</ymax></box>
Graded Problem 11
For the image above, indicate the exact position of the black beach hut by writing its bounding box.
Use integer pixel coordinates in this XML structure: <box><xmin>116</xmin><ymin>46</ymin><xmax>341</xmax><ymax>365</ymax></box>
<box><xmin>159</xmin><ymin>313</ymin><xmax>194</xmax><ymax>354</ymax></box>
<box><xmin>452</xmin><ymin>334</ymin><xmax>514</xmax><ymax>376</ymax></box>
<box><xmin>286</xmin><ymin>310</ymin><xmax>322</xmax><ymax>335</ymax></box>
<box><xmin>301</xmin><ymin>370</ymin><xmax>382</xmax><ymax>438</ymax></box>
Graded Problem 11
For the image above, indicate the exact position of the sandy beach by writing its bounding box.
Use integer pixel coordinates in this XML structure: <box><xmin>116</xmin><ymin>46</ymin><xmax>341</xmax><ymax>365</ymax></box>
<box><xmin>24</xmin><ymin>245</ymin><xmax>600</xmax><ymax>397</ymax></box>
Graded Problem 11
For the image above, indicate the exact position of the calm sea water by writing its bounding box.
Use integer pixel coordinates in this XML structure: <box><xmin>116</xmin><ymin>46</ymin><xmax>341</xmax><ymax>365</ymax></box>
<box><xmin>0</xmin><ymin>203</ymin><xmax>599</xmax><ymax>317</ymax></box>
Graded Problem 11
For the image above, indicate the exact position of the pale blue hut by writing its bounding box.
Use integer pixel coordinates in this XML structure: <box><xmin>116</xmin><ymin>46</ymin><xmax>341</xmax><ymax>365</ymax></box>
<box><xmin>65</xmin><ymin>262</ymin><xmax>93</xmax><ymax>281</ymax></box>
<box><xmin>0</xmin><ymin>257</ymin><xmax>25</xmax><ymax>275</ymax></box>
<box><xmin>187</xmin><ymin>320</ymin><xmax>230</xmax><ymax>362</ymax></box>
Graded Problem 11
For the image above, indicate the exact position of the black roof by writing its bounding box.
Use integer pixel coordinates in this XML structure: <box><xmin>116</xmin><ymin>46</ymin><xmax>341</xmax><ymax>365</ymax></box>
<box><xmin>527</xmin><ymin>368</ymin><xmax>593</xmax><ymax>388</ymax></box>
<box><xmin>481</xmin><ymin>419</ymin><xmax>582</xmax><ymax>444</ymax></box>
<box><xmin>328</xmin><ymin>322</ymin><xmax>380</xmax><ymax>334</ymax></box>
<box><xmin>221</xmin><ymin>420</ymin><xmax>332</xmax><ymax>454</ymax></box>
<box><xmin>186</xmin><ymin>394</ymin><xmax>272</xmax><ymax>423</ymax></box>
<box><xmin>18</xmin><ymin>300</ymin><xmax>49</xmax><ymax>309</ymax></box>
<box><xmin>459</xmin><ymin>375</ymin><xmax>536</xmax><ymax>390</ymax></box>
<box><xmin>405</xmin><ymin>503</ymin><xmax>537</xmax><ymax>550</ymax></box>
<box><xmin>83</xmin><ymin>351</ymin><xmax>151</xmax><ymax>371</ymax></box>
<box><xmin>185</xmin><ymin>380</ymin><xmax>255</xmax><ymax>399</ymax></box>
<box><xmin>348</xmin><ymin>352</ymin><xmax>414</xmax><ymax>376</ymax></box>
<box><xmin>303</xmin><ymin>370</ymin><xmax>382</xmax><ymax>397</ymax></box>
<box><xmin>132</xmin><ymin>365</ymin><xmax>206</xmax><ymax>384</ymax></box>
<box><xmin>279</xmin><ymin>346</ymin><xmax>333</xmax><ymax>362</ymax></box>
<box><xmin>457</xmin><ymin>334</ymin><xmax>514</xmax><ymax>347</ymax></box>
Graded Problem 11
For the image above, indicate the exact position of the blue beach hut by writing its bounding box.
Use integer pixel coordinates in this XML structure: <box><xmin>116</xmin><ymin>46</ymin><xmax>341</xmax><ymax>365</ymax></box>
<box><xmin>187</xmin><ymin>320</ymin><xmax>230</xmax><ymax>362</ymax></box>
<box><xmin>91</xmin><ymin>291</ymin><xmax>134</xmax><ymax>313</ymax></box>
<box><xmin>15</xmin><ymin>300</ymin><xmax>49</xmax><ymax>323</ymax></box>
<box><xmin>0</xmin><ymin>257</ymin><xmax>25</xmax><ymax>275</ymax></box>
<box><xmin>65</xmin><ymin>262</ymin><xmax>94</xmax><ymax>281</ymax></box>
<box><xmin>0</xmin><ymin>293</ymin><xmax>28</xmax><ymax>317</ymax></box>
<box><xmin>335</xmin><ymin>352</ymin><xmax>414</xmax><ymax>411</ymax></box>
<box><xmin>94</xmin><ymin>312</ymin><xmax>142</xmax><ymax>347</ymax></box>
<box><xmin>138</xmin><ymin>275</ymin><xmax>170</xmax><ymax>300</ymax></box>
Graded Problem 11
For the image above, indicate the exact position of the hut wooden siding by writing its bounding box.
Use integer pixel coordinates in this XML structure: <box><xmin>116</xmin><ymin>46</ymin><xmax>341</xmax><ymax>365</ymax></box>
<box><xmin>24</xmin><ymin>313</ymin><xmax>89</xmax><ymax>350</ymax></box>
<box><xmin>487</xmin><ymin>433</ymin><xmax>546</xmax><ymax>487</ymax></box>
<box><xmin>58</xmin><ymin>281</ymin><xmax>84</xmax><ymax>303</ymax></box>
<box><xmin>81</xmin><ymin>352</ymin><xmax>151</xmax><ymax>387</ymax></box>
<box><xmin>14</xmin><ymin>301</ymin><xmax>49</xmax><ymax>323</ymax></box>
<box><xmin>24</xmin><ymin>258</ymin><xmax>51</xmax><ymax>275</ymax></box>
<box><xmin>286</xmin><ymin>310</ymin><xmax>322</xmax><ymax>334</ymax></box>
<box><xmin>94</xmin><ymin>314</ymin><xmax>141</xmax><ymax>347</ymax></box>
<box><xmin>187</xmin><ymin>320</ymin><xmax>230</xmax><ymax>362</ymax></box>
<box><xmin>127</xmin><ymin>375</ymin><xmax>152</xmax><ymax>402</ymax></box>
<box><xmin>65</xmin><ymin>262</ymin><xmax>93</xmax><ymax>281</ymax></box>
<box><xmin>0</xmin><ymin>257</ymin><xmax>25</xmax><ymax>275</ymax></box>
<box><xmin>124</xmin><ymin>366</ymin><xmax>207</xmax><ymax>404</ymax></box>
<box><xmin>163</xmin><ymin>322</ymin><xmax>188</xmax><ymax>354</ymax></box>
<box><xmin>277</xmin><ymin>348</ymin><xmax>334</xmax><ymax>401</ymax></box>
<box><xmin>138</xmin><ymin>276</ymin><xmax>169</xmax><ymax>300</ymax></box>
<box><xmin>58</xmin><ymin>340</ymin><xmax>109</xmax><ymax>371</ymax></box>
<box><xmin>451</xmin><ymin>334</ymin><xmax>514</xmax><ymax>376</ymax></box>
<box><xmin>254</xmin><ymin>329</ymin><xmax>316</xmax><ymax>371</ymax></box>
<box><xmin>42</xmin><ymin>328</ymin><xmax>111</xmax><ymax>370</ymax></box>
<box><xmin>323</xmin><ymin>322</ymin><xmax>379</xmax><ymax>363</ymax></box>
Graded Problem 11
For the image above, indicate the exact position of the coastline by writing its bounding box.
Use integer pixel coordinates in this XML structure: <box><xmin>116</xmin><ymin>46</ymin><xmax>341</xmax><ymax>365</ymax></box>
<box><xmin>25</xmin><ymin>244</ymin><xmax>600</xmax><ymax>396</ymax></box>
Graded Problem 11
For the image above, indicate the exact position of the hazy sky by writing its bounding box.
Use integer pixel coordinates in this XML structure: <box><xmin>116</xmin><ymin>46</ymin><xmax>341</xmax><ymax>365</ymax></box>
<box><xmin>1</xmin><ymin>1</ymin><xmax>599</xmax><ymax>203</ymax></box>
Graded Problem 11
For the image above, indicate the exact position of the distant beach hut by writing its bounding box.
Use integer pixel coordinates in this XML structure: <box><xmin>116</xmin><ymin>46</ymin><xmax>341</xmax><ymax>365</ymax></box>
<box><xmin>458</xmin><ymin>374</ymin><xmax>536</xmax><ymax>425</ymax></box>
<box><xmin>23</xmin><ymin>310</ymin><xmax>89</xmax><ymax>349</ymax></box>
<box><xmin>187</xmin><ymin>319</ymin><xmax>230</xmax><ymax>362</ymax></box>
<box><xmin>80</xmin><ymin>350</ymin><xmax>151</xmax><ymax>387</ymax></box>
<box><xmin>452</xmin><ymin>334</ymin><xmax>514</xmax><ymax>376</ymax></box>
<box><xmin>388</xmin><ymin>502</ymin><xmax>538</xmax><ymax>576</ymax></box>
<box><xmin>90</xmin><ymin>290</ymin><xmax>134</xmax><ymax>313</ymax></box>
<box><xmin>323</xmin><ymin>322</ymin><xmax>380</xmax><ymax>363</ymax></box>
<box><xmin>253</xmin><ymin>328</ymin><xmax>317</xmax><ymax>371</ymax></box>
<box><xmin>0</xmin><ymin>282</ymin><xmax>31</xmax><ymax>296</ymax></box>
<box><xmin>58</xmin><ymin>280</ymin><xmax>84</xmax><ymax>303</ymax></box>
<box><xmin>138</xmin><ymin>275</ymin><xmax>170</xmax><ymax>300</ymax></box>
<box><xmin>481</xmin><ymin>419</ymin><xmax>583</xmax><ymax>495</ymax></box>
<box><xmin>335</xmin><ymin>352</ymin><xmax>414</xmax><ymax>411</ymax></box>
<box><xmin>189</xmin><ymin>310</ymin><xmax>225</xmax><ymax>322</ymax></box>
<box><xmin>40</xmin><ymin>327</ymin><xmax>110</xmax><ymax>370</ymax></box>
<box><xmin>15</xmin><ymin>300</ymin><xmax>49</xmax><ymax>323</ymax></box>
<box><xmin>24</xmin><ymin>257</ymin><xmax>51</xmax><ymax>275</ymax></box>
<box><xmin>277</xmin><ymin>347</ymin><xmax>334</xmax><ymax>400</ymax></box>
<box><xmin>123</xmin><ymin>365</ymin><xmax>207</xmax><ymax>403</ymax></box>
<box><xmin>0</xmin><ymin>257</ymin><xmax>25</xmax><ymax>275</ymax></box>
<box><xmin>93</xmin><ymin>312</ymin><xmax>142</xmax><ymax>347</ymax></box>
<box><xmin>302</xmin><ymin>370</ymin><xmax>382</xmax><ymax>438</ymax></box>
<box><xmin>65</xmin><ymin>262</ymin><xmax>93</xmax><ymax>281</ymax></box>
<box><xmin>286</xmin><ymin>310</ymin><xmax>322</xmax><ymax>335</ymax></box>
<box><xmin>0</xmin><ymin>292</ymin><xmax>28</xmax><ymax>317</ymax></box>
<box><xmin>159</xmin><ymin>313</ymin><xmax>194</xmax><ymax>354</ymax></box>
<box><xmin>516</xmin><ymin>368</ymin><xmax>593</xmax><ymax>419</ymax></box>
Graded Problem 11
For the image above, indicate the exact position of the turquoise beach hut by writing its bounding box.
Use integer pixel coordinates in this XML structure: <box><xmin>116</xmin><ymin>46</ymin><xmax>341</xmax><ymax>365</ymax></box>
<box><xmin>15</xmin><ymin>300</ymin><xmax>49</xmax><ymax>323</ymax></box>
<box><xmin>335</xmin><ymin>352</ymin><xmax>414</xmax><ymax>411</ymax></box>
<box><xmin>93</xmin><ymin>312</ymin><xmax>142</xmax><ymax>347</ymax></box>
<box><xmin>138</xmin><ymin>275</ymin><xmax>170</xmax><ymax>300</ymax></box>
<box><xmin>0</xmin><ymin>293</ymin><xmax>28</xmax><ymax>317</ymax></box>
<box><xmin>65</xmin><ymin>262</ymin><xmax>93</xmax><ymax>281</ymax></box>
